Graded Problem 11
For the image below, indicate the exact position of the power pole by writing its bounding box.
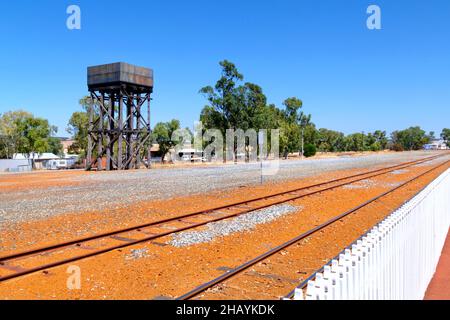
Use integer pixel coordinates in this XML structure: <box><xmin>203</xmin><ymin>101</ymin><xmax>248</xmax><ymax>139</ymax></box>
<box><xmin>259</xmin><ymin>131</ymin><xmax>264</xmax><ymax>184</ymax></box>
<box><xmin>362</xmin><ymin>131</ymin><xmax>365</xmax><ymax>152</ymax></box>
<box><xmin>300</xmin><ymin>127</ymin><xmax>304</xmax><ymax>159</ymax></box>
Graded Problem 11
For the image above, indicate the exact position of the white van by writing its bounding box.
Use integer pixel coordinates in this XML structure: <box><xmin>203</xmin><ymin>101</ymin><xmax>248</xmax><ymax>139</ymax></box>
<box><xmin>47</xmin><ymin>160</ymin><xmax>68</xmax><ymax>170</ymax></box>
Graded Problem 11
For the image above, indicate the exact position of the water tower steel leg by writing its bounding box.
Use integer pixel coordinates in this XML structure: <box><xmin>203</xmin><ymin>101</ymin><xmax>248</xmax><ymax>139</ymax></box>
<box><xmin>117</xmin><ymin>92</ymin><xmax>123</xmax><ymax>170</ymax></box>
<box><xmin>125</xmin><ymin>96</ymin><xmax>130</xmax><ymax>169</ymax></box>
<box><xmin>110</xmin><ymin>93</ymin><xmax>116</xmax><ymax>170</ymax></box>
<box><xmin>97</xmin><ymin>93</ymin><xmax>104</xmax><ymax>171</ymax></box>
<box><xmin>87</xmin><ymin>99</ymin><xmax>93</xmax><ymax>170</ymax></box>
<box><xmin>106</xmin><ymin>93</ymin><xmax>112</xmax><ymax>171</ymax></box>
<box><xmin>147</xmin><ymin>93</ymin><xmax>152</xmax><ymax>169</ymax></box>
<box><xmin>127</xmin><ymin>94</ymin><xmax>134</xmax><ymax>169</ymax></box>
<box><xmin>135</xmin><ymin>94</ymin><xmax>141</xmax><ymax>169</ymax></box>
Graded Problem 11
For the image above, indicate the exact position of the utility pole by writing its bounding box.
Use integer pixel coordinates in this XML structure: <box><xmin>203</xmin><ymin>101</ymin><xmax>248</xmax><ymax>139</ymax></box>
<box><xmin>300</xmin><ymin>127</ymin><xmax>305</xmax><ymax>159</ymax></box>
<box><xmin>259</xmin><ymin>131</ymin><xmax>264</xmax><ymax>184</ymax></box>
<box><xmin>362</xmin><ymin>131</ymin><xmax>365</xmax><ymax>152</ymax></box>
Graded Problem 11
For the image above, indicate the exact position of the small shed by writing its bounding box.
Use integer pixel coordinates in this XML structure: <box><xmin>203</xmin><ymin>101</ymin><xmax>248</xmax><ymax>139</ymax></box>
<box><xmin>13</xmin><ymin>153</ymin><xmax>61</xmax><ymax>169</ymax></box>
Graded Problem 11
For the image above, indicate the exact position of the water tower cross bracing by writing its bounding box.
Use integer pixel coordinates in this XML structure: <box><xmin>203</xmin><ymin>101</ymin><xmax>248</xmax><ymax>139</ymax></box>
<box><xmin>86</xmin><ymin>62</ymin><xmax>154</xmax><ymax>171</ymax></box>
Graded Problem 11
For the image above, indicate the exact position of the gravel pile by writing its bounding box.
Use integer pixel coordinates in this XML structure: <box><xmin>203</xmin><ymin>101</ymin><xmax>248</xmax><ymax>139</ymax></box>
<box><xmin>1</xmin><ymin>151</ymin><xmax>446</xmax><ymax>226</ymax></box>
<box><xmin>412</xmin><ymin>157</ymin><xmax>445</xmax><ymax>167</ymax></box>
<box><xmin>342</xmin><ymin>179</ymin><xmax>377</xmax><ymax>190</ymax></box>
<box><xmin>168</xmin><ymin>204</ymin><xmax>300</xmax><ymax>247</ymax></box>
<box><xmin>385</xmin><ymin>182</ymin><xmax>402</xmax><ymax>188</ymax></box>
<box><xmin>343</xmin><ymin>179</ymin><xmax>404</xmax><ymax>190</ymax></box>
<box><xmin>390</xmin><ymin>169</ymin><xmax>409</xmax><ymax>175</ymax></box>
<box><xmin>125</xmin><ymin>248</ymin><xmax>149</xmax><ymax>260</ymax></box>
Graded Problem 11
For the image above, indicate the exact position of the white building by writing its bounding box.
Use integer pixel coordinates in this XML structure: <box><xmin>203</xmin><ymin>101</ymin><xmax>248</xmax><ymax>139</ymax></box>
<box><xmin>13</xmin><ymin>153</ymin><xmax>60</xmax><ymax>170</ymax></box>
<box><xmin>424</xmin><ymin>140</ymin><xmax>448</xmax><ymax>150</ymax></box>
<box><xmin>176</xmin><ymin>148</ymin><xmax>205</xmax><ymax>162</ymax></box>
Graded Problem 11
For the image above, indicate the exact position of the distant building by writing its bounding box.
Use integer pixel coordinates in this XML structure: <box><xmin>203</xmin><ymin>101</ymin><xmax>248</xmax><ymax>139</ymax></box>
<box><xmin>13</xmin><ymin>153</ymin><xmax>60</xmax><ymax>170</ymax></box>
<box><xmin>177</xmin><ymin>148</ymin><xmax>205</xmax><ymax>162</ymax></box>
<box><xmin>57</xmin><ymin>137</ymin><xmax>76</xmax><ymax>155</ymax></box>
<box><xmin>46</xmin><ymin>157</ymin><xmax>78</xmax><ymax>170</ymax></box>
<box><xmin>423</xmin><ymin>140</ymin><xmax>448</xmax><ymax>150</ymax></box>
<box><xmin>150</xmin><ymin>144</ymin><xmax>160</xmax><ymax>154</ymax></box>
<box><xmin>0</xmin><ymin>159</ymin><xmax>32</xmax><ymax>172</ymax></box>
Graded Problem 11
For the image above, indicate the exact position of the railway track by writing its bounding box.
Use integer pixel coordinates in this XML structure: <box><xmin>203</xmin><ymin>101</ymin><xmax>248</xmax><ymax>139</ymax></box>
<box><xmin>176</xmin><ymin>158</ymin><xmax>450</xmax><ymax>300</ymax></box>
<box><xmin>282</xmin><ymin>158</ymin><xmax>450</xmax><ymax>300</ymax></box>
<box><xmin>0</xmin><ymin>154</ymin><xmax>445</xmax><ymax>284</ymax></box>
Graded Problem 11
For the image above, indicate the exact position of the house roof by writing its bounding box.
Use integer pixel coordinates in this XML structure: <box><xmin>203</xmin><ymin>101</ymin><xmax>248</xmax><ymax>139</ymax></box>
<box><xmin>430</xmin><ymin>139</ymin><xmax>446</xmax><ymax>144</ymax></box>
<box><xmin>13</xmin><ymin>153</ymin><xmax>60</xmax><ymax>160</ymax></box>
<box><xmin>150</xmin><ymin>144</ymin><xmax>160</xmax><ymax>152</ymax></box>
<box><xmin>178</xmin><ymin>148</ymin><xmax>201</xmax><ymax>153</ymax></box>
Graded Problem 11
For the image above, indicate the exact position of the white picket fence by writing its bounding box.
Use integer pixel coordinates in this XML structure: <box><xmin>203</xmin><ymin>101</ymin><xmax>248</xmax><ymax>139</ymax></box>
<box><xmin>293</xmin><ymin>168</ymin><xmax>450</xmax><ymax>300</ymax></box>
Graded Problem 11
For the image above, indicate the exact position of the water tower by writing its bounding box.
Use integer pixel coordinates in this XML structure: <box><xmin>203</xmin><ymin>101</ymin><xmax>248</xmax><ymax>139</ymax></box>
<box><xmin>86</xmin><ymin>62</ymin><xmax>153</xmax><ymax>170</ymax></box>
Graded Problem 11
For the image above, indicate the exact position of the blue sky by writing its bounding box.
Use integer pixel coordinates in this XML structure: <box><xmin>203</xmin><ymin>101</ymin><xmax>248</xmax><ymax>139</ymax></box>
<box><xmin>0</xmin><ymin>0</ymin><xmax>449</xmax><ymax>137</ymax></box>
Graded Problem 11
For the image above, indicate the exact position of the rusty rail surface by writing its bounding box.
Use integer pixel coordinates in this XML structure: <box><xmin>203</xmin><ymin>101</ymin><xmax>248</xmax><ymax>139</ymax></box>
<box><xmin>176</xmin><ymin>159</ymin><xmax>450</xmax><ymax>300</ymax></box>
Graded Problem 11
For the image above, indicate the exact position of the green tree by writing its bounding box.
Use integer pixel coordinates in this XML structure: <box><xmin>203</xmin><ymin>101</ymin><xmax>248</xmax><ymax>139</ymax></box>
<box><xmin>303</xmin><ymin>124</ymin><xmax>318</xmax><ymax>147</ymax></box>
<box><xmin>440</xmin><ymin>128</ymin><xmax>450</xmax><ymax>146</ymax></box>
<box><xmin>48</xmin><ymin>137</ymin><xmax>64</xmax><ymax>157</ymax></box>
<box><xmin>365</xmin><ymin>133</ymin><xmax>377</xmax><ymax>151</ymax></box>
<box><xmin>66</xmin><ymin>96</ymin><xmax>96</xmax><ymax>158</ymax></box>
<box><xmin>391</xmin><ymin>126</ymin><xmax>430</xmax><ymax>151</ymax></box>
<box><xmin>279</xmin><ymin>121</ymin><xmax>300</xmax><ymax>158</ymax></box>
<box><xmin>428</xmin><ymin>131</ymin><xmax>436</xmax><ymax>140</ymax></box>
<box><xmin>343</xmin><ymin>133</ymin><xmax>366</xmax><ymax>152</ymax></box>
<box><xmin>152</xmin><ymin>120</ymin><xmax>181</xmax><ymax>163</ymax></box>
<box><xmin>240</xmin><ymin>82</ymin><xmax>272</xmax><ymax>131</ymax></box>
<box><xmin>283</xmin><ymin>97</ymin><xmax>303</xmax><ymax>124</ymax></box>
<box><xmin>199</xmin><ymin>60</ymin><xmax>244</xmax><ymax>133</ymax></box>
<box><xmin>303</xmin><ymin>144</ymin><xmax>317</xmax><ymax>158</ymax></box>
<box><xmin>0</xmin><ymin>136</ymin><xmax>6</xmax><ymax>159</ymax></box>
<box><xmin>317</xmin><ymin>128</ymin><xmax>345</xmax><ymax>152</ymax></box>
<box><xmin>200</xmin><ymin>60</ymin><xmax>300</xmax><ymax>159</ymax></box>
<box><xmin>279</xmin><ymin>97</ymin><xmax>316</xmax><ymax>157</ymax></box>
<box><xmin>0</xmin><ymin>110</ymin><xmax>33</xmax><ymax>159</ymax></box>
<box><xmin>67</xmin><ymin>111</ymin><xmax>89</xmax><ymax>156</ymax></box>
<box><xmin>199</xmin><ymin>60</ymin><xmax>318</xmax><ymax>160</ymax></box>
<box><xmin>372</xmin><ymin>130</ymin><xmax>388</xmax><ymax>150</ymax></box>
<box><xmin>15</xmin><ymin>116</ymin><xmax>55</xmax><ymax>165</ymax></box>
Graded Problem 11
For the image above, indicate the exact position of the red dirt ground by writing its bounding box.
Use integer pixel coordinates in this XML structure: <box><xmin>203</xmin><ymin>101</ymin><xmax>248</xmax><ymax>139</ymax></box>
<box><xmin>0</xmin><ymin>157</ymin><xmax>448</xmax><ymax>300</ymax></box>
<box><xmin>424</xmin><ymin>228</ymin><xmax>450</xmax><ymax>300</ymax></box>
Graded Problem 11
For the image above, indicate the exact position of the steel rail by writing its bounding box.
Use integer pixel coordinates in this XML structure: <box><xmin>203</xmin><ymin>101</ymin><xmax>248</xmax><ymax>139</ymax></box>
<box><xmin>0</xmin><ymin>155</ymin><xmax>441</xmax><ymax>264</ymax></box>
<box><xmin>282</xmin><ymin>160</ymin><xmax>450</xmax><ymax>300</ymax></box>
<box><xmin>0</xmin><ymin>155</ymin><xmax>444</xmax><ymax>283</ymax></box>
<box><xmin>176</xmin><ymin>159</ymin><xmax>450</xmax><ymax>300</ymax></box>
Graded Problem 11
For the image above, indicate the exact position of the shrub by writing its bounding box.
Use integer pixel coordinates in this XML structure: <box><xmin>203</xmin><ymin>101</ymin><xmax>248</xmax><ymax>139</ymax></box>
<box><xmin>391</xmin><ymin>143</ymin><xmax>404</xmax><ymax>152</ymax></box>
<box><xmin>303</xmin><ymin>144</ymin><xmax>317</xmax><ymax>158</ymax></box>
<box><xmin>370</xmin><ymin>142</ymin><xmax>382</xmax><ymax>152</ymax></box>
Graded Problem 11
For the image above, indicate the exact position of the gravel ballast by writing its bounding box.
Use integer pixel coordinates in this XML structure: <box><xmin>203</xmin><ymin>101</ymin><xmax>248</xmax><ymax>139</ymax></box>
<box><xmin>168</xmin><ymin>204</ymin><xmax>300</xmax><ymax>247</ymax></box>
<box><xmin>0</xmin><ymin>151</ymin><xmax>445</xmax><ymax>226</ymax></box>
